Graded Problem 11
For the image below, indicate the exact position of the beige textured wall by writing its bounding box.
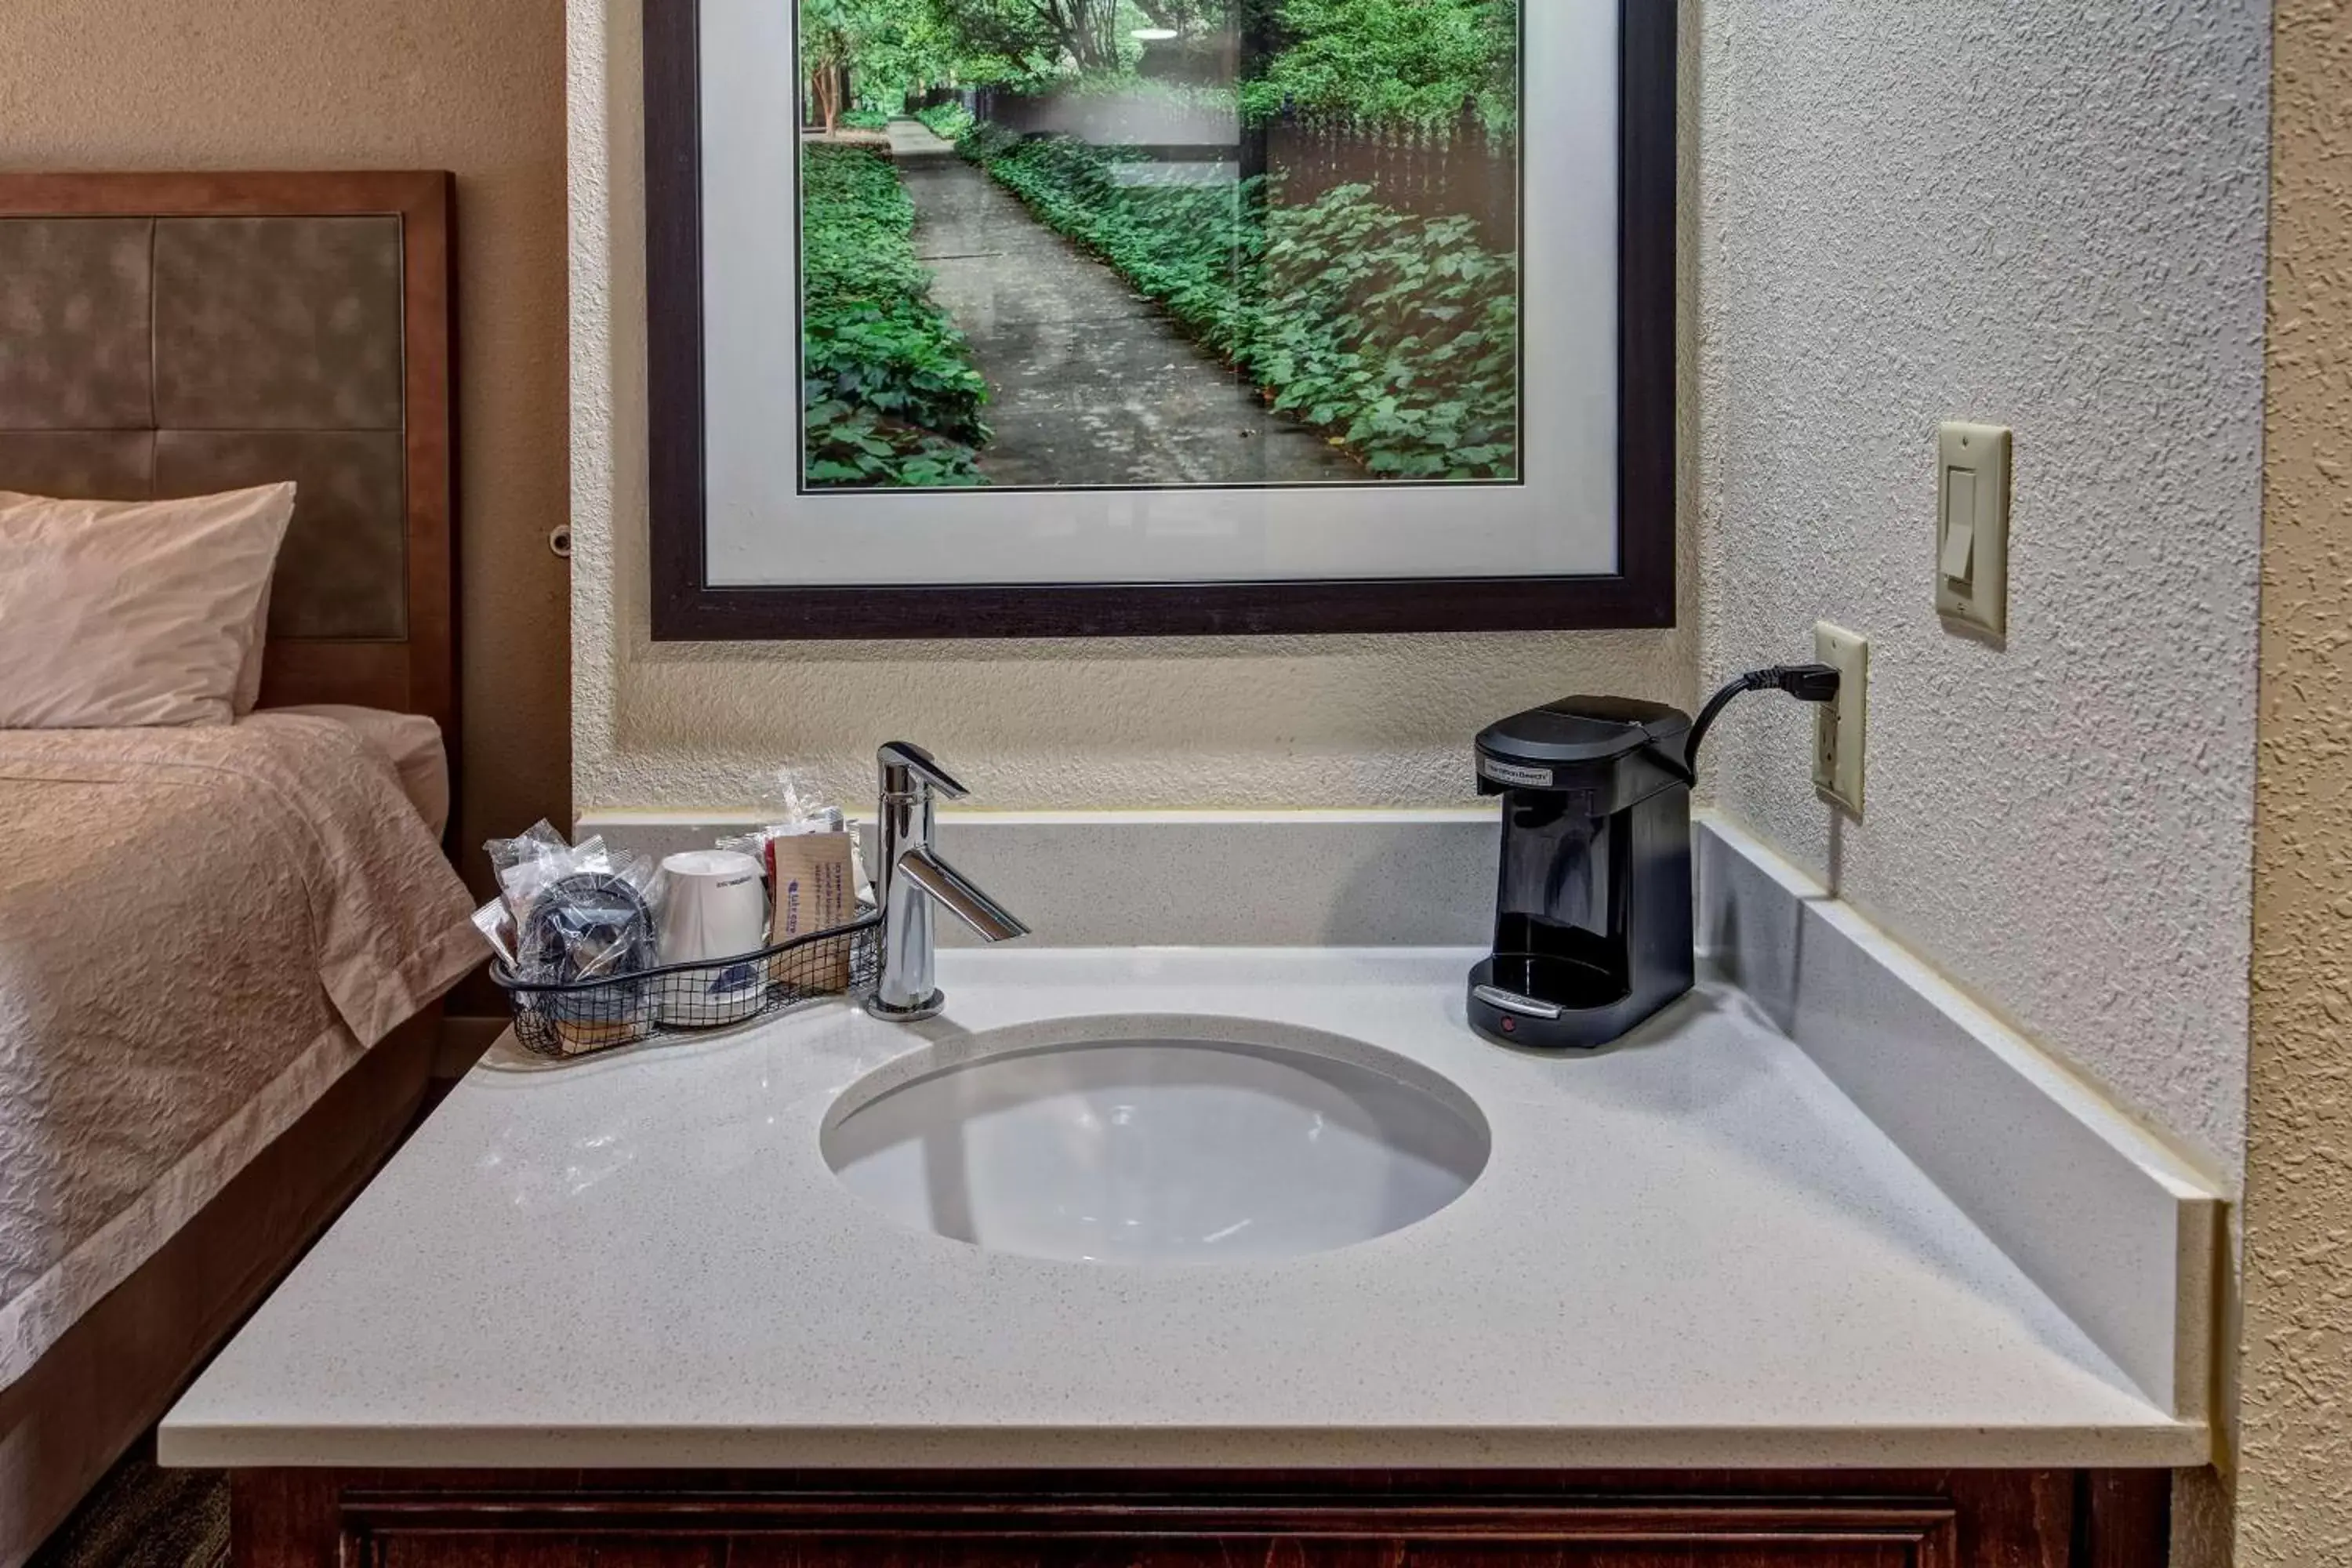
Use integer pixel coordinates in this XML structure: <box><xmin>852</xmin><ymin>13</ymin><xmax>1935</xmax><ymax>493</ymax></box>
<box><xmin>0</xmin><ymin>0</ymin><xmax>572</xmax><ymax>921</ymax></box>
<box><xmin>2239</xmin><ymin>2</ymin><xmax>2352</xmax><ymax>1561</ymax></box>
<box><xmin>568</xmin><ymin>0</ymin><xmax>1698</xmax><ymax>818</ymax></box>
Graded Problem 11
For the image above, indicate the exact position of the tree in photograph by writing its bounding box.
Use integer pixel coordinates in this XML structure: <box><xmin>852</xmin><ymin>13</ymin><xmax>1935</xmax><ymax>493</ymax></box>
<box><xmin>921</xmin><ymin>0</ymin><xmax>1148</xmax><ymax>73</ymax></box>
<box><xmin>800</xmin><ymin>0</ymin><xmax>863</xmax><ymax>132</ymax></box>
<box><xmin>900</xmin><ymin>0</ymin><xmax>1272</xmax><ymax>86</ymax></box>
<box><xmin>1131</xmin><ymin>0</ymin><xmax>1243</xmax><ymax>40</ymax></box>
<box><xmin>804</xmin><ymin>0</ymin><xmax>958</xmax><ymax>125</ymax></box>
<box><xmin>1131</xmin><ymin>0</ymin><xmax>1264</xmax><ymax>87</ymax></box>
<box><xmin>1242</xmin><ymin>0</ymin><xmax>1519</xmax><ymax>130</ymax></box>
<box><xmin>906</xmin><ymin>0</ymin><xmax>1051</xmax><ymax>81</ymax></box>
<box><xmin>849</xmin><ymin>0</ymin><xmax>962</xmax><ymax>105</ymax></box>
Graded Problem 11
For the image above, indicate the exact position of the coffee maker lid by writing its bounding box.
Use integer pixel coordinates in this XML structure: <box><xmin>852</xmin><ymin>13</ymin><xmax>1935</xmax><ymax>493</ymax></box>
<box><xmin>1476</xmin><ymin>695</ymin><xmax>1692</xmax><ymax>768</ymax></box>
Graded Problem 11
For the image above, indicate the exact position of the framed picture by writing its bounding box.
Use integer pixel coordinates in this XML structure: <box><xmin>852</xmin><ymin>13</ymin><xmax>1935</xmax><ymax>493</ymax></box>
<box><xmin>646</xmin><ymin>0</ymin><xmax>1674</xmax><ymax>639</ymax></box>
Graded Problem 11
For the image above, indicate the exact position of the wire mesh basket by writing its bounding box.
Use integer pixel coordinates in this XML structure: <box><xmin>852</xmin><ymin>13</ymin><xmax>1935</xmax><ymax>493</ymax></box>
<box><xmin>490</xmin><ymin>913</ymin><xmax>882</xmax><ymax>1059</ymax></box>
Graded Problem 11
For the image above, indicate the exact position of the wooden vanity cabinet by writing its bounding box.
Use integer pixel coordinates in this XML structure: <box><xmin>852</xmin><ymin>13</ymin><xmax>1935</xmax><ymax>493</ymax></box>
<box><xmin>230</xmin><ymin>1466</ymin><xmax>2169</xmax><ymax>1568</ymax></box>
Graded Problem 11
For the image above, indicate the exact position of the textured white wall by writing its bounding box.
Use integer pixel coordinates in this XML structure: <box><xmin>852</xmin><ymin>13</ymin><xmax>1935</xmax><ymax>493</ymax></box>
<box><xmin>569</xmin><ymin>0</ymin><xmax>1697</xmax><ymax>821</ymax></box>
<box><xmin>1697</xmin><ymin>2</ymin><xmax>2268</xmax><ymax>1175</ymax></box>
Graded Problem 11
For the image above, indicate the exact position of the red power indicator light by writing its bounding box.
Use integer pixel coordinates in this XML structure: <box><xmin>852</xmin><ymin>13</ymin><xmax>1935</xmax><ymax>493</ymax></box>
<box><xmin>1500</xmin><ymin>1017</ymin><xmax>1518</xmax><ymax>1033</ymax></box>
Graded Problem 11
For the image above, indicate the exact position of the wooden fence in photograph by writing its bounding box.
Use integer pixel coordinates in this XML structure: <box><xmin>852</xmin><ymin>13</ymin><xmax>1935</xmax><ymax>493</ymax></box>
<box><xmin>1266</xmin><ymin>105</ymin><xmax>1516</xmax><ymax>248</ymax></box>
<box><xmin>924</xmin><ymin>85</ymin><xmax>1517</xmax><ymax>248</ymax></box>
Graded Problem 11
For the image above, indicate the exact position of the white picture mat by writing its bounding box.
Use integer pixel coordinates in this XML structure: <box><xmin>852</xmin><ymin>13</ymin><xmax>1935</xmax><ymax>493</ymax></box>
<box><xmin>699</xmin><ymin>0</ymin><xmax>1621</xmax><ymax>587</ymax></box>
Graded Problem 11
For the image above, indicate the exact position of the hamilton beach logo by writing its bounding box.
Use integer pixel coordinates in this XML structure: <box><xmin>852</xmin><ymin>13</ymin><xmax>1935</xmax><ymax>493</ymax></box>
<box><xmin>1479</xmin><ymin>757</ymin><xmax>1554</xmax><ymax>789</ymax></box>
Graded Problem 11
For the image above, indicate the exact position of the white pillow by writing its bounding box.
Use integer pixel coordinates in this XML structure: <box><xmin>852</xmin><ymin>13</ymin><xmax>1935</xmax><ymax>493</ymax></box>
<box><xmin>0</xmin><ymin>484</ymin><xmax>295</xmax><ymax>728</ymax></box>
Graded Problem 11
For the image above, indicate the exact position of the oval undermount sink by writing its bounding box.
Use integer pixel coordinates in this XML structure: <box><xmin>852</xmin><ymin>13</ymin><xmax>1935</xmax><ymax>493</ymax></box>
<box><xmin>821</xmin><ymin>1016</ymin><xmax>1490</xmax><ymax>1265</ymax></box>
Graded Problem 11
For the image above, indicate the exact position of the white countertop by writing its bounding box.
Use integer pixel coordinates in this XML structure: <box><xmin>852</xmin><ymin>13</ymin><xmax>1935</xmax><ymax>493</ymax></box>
<box><xmin>162</xmin><ymin>947</ymin><xmax>2201</xmax><ymax>1471</ymax></box>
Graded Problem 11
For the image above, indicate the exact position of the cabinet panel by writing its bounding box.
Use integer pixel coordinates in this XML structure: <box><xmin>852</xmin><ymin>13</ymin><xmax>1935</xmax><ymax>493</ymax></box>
<box><xmin>368</xmin><ymin>1537</ymin><xmax>1931</xmax><ymax>1568</ymax></box>
<box><xmin>345</xmin><ymin>1501</ymin><xmax>1958</xmax><ymax>1568</ymax></box>
<box><xmin>237</xmin><ymin>1469</ymin><xmax>2145</xmax><ymax>1568</ymax></box>
<box><xmin>377</xmin><ymin>1544</ymin><xmax>728</xmax><ymax>1568</ymax></box>
<box><xmin>710</xmin><ymin>1544</ymin><xmax>1927</xmax><ymax>1568</ymax></box>
<box><xmin>367</xmin><ymin>1533</ymin><xmax>1938</xmax><ymax>1568</ymax></box>
<box><xmin>1411</xmin><ymin>1547</ymin><xmax>1918</xmax><ymax>1568</ymax></box>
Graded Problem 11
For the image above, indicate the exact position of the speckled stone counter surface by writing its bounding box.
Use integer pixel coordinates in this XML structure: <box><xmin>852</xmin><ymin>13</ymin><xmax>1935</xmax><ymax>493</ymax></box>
<box><xmin>161</xmin><ymin>945</ymin><xmax>2206</xmax><ymax>1472</ymax></box>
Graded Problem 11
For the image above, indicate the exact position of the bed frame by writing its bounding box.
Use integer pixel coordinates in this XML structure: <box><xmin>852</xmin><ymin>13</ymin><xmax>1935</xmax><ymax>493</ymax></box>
<box><xmin>0</xmin><ymin>170</ymin><xmax>459</xmax><ymax>1568</ymax></box>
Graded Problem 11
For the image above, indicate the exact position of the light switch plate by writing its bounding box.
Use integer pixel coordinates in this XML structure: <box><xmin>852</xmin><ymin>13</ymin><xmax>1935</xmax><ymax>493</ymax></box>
<box><xmin>1936</xmin><ymin>422</ymin><xmax>2011</xmax><ymax>635</ymax></box>
<box><xmin>1812</xmin><ymin>621</ymin><xmax>1867</xmax><ymax>815</ymax></box>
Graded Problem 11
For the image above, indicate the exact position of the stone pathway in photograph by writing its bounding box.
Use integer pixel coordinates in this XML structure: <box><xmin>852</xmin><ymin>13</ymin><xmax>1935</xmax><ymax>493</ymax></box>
<box><xmin>885</xmin><ymin>118</ymin><xmax>1360</xmax><ymax>488</ymax></box>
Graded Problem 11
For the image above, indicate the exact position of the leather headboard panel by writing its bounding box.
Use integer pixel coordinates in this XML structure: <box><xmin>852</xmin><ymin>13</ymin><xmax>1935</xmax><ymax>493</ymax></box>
<box><xmin>0</xmin><ymin>172</ymin><xmax>454</xmax><ymax>737</ymax></box>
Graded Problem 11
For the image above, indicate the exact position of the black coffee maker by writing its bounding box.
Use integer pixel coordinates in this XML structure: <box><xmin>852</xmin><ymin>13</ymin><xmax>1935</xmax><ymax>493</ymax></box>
<box><xmin>1468</xmin><ymin>695</ymin><xmax>1695</xmax><ymax>1050</ymax></box>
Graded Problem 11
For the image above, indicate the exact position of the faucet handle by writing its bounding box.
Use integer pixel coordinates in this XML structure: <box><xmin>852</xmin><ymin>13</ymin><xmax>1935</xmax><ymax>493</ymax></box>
<box><xmin>877</xmin><ymin>740</ymin><xmax>970</xmax><ymax>800</ymax></box>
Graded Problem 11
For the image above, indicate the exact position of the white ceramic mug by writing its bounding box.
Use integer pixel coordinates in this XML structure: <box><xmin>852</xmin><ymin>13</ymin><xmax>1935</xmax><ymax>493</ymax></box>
<box><xmin>655</xmin><ymin>849</ymin><xmax>770</xmax><ymax>1023</ymax></box>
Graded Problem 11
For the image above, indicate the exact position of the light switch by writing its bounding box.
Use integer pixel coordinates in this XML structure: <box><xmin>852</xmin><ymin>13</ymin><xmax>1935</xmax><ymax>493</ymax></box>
<box><xmin>1936</xmin><ymin>422</ymin><xmax>2010</xmax><ymax>635</ymax></box>
<box><xmin>1940</xmin><ymin>472</ymin><xmax>1976</xmax><ymax>581</ymax></box>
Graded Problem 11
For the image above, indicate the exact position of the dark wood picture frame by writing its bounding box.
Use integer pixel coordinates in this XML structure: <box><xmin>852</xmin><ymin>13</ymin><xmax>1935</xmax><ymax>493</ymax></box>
<box><xmin>644</xmin><ymin>0</ymin><xmax>1675</xmax><ymax>641</ymax></box>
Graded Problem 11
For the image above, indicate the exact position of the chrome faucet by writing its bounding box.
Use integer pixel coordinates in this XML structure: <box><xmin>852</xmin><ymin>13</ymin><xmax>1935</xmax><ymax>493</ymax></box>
<box><xmin>865</xmin><ymin>742</ymin><xmax>1030</xmax><ymax>1021</ymax></box>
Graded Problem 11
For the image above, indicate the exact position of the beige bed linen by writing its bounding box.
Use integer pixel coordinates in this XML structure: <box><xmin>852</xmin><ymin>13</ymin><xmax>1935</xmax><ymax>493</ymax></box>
<box><xmin>0</xmin><ymin>714</ymin><xmax>477</xmax><ymax>1386</ymax></box>
<box><xmin>267</xmin><ymin>705</ymin><xmax>451</xmax><ymax>836</ymax></box>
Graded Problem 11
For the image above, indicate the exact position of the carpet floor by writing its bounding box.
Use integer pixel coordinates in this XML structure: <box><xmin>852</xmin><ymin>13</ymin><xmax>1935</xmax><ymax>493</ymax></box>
<box><xmin>27</xmin><ymin>1439</ymin><xmax>224</xmax><ymax>1568</ymax></box>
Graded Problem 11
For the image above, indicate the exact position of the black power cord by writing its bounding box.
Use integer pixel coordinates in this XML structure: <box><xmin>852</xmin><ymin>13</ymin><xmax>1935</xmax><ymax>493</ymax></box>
<box><xmin>1680</xmin><ymin>663</ymin><xmax>1842</xmax><ymax>783</ymax></box>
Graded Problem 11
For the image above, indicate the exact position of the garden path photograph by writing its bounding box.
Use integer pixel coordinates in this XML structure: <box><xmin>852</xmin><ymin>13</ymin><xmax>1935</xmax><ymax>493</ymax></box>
<box><xmin>797</xmin><ymin>0</ymin><xmax>1523</xmax><ymax>491</ymax></box>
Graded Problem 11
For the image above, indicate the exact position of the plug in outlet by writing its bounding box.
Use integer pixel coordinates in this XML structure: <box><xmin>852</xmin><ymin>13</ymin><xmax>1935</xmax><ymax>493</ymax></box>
<box><xmin>1811</xmin><ymin>621</ymin><xmax>1867</xmax><ymax>815</ymax></box>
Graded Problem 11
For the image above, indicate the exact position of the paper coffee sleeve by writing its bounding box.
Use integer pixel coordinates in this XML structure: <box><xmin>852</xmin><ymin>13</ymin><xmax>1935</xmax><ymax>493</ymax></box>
<box><xmin>766</xmin><ymin>831</ymin><xmax>855</xmax><ymax>989</ymax></box>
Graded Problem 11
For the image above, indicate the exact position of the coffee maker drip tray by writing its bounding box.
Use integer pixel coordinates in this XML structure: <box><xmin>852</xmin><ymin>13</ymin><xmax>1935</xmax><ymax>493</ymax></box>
<box><xmin>1484</xmin><ymin>952</ymin><xmax>1629</xmax><ymax>1011</ymax></box>
<box><xmin>1470</xmin><ymin>955</ymin><xmax>1650</xmax><ymax>1050</ymax></box>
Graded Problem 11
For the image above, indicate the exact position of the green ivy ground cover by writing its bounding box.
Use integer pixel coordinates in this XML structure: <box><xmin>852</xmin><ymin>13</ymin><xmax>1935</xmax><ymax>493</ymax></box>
<box><xmin>800</xmin><ymin>143</ymin><xmax>992</xmax><ymax>487</ymax></box>
<box><xmin>958</xmin><ymin>122</ymin><xmax>1517</xmax><ymax>481</ymax></box>
<box><xmin>914</xmin><ymin>100</ymin><xmax>975</xmax><ymax>140</ymax></box>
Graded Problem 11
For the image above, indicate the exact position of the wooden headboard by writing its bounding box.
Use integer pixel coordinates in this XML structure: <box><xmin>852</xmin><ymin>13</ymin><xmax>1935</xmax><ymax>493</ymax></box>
<box><xmin>0</xmin><ymin>172</ymin><xmax>456</xmax><ymax>739</ymax></box>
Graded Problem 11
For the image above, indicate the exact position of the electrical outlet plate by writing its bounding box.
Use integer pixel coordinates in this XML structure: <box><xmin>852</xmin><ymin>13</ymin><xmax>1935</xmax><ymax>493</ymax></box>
<box><xmin>1812</xmin><ymin>621</ymin><xmax>1867</xmax><ymax>815</ymax></box>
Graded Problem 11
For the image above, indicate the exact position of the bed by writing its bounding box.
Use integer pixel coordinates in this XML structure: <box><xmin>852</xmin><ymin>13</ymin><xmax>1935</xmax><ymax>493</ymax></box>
<box><xmin>0</xmin><ymin>171</ymin><xmax>473</xmax><ymax>1568</ymax></box>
